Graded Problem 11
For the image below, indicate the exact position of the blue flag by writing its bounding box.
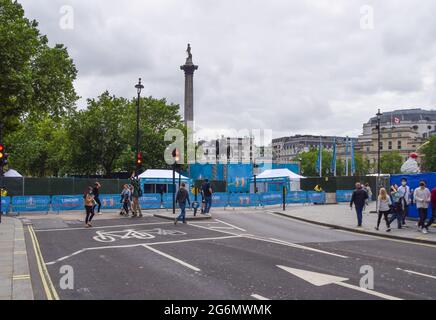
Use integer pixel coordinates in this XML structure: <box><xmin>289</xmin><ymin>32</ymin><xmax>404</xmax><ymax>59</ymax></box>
<box><xmin>331</xmin><ymin>138</ymin><xmax>337</xmax><ymax>176</ymax></box>
<box><xmin>316</xmin><ymin>137</ymin><xmax>322</xmax><ymax>177</ymax></box>
<box><xmin>351</xmin><ymin>139</ymin><xmax>356</xmax><ymax>176</ymax></box>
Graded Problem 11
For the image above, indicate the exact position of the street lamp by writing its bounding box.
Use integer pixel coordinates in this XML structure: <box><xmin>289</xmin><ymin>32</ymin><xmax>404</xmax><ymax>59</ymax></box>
<box><xmin>172</xmin><ymin>149</ymin><xmax>180</xmax><ymax>215</ymax></box>
<box><xmin>372</xmin><ymin>109</ymin><xmax>383</xmax><ymax>213</ymax></box>
<box><xmin>134</xmin><ymin>78</ymin><xmax>144</xmax><ymax>177</ymax></box>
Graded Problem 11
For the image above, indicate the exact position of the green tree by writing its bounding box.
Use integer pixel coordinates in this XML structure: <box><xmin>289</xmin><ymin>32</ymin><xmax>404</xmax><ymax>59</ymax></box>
<box><xmin>0</xmin><ymin>0</ymin><xmax>78</xmax><ymax>132</ymax></box>
<box><xmin>297</xmin><ymin>148</ymin><xmax>333</xmax><ymax>177</ymax></box>
<box><xmin>380</xmin><ymin>151</ymin><xmax>403</xmax><ymax>174</ymax></box>
<box><xmin>420</xmin><ymin>135</ymin><xmax>436</xmax><ymax>172</ymax></box>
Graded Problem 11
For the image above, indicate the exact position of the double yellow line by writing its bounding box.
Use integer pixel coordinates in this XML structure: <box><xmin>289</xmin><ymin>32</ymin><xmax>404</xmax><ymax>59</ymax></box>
<box><xmin>28</xmin><ymin>225</ymin><xmax>60</xmax><ymax>300</ymax></box>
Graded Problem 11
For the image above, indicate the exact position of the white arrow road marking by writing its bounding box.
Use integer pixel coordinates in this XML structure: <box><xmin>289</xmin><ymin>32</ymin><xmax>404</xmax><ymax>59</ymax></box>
<box><xmin>251</xmin><ymin>294</ymin><xmax>270</xmax><ymax>300</ymax></box>
<box><xmin>396</xmin><ymin>268</ymin><xmax>436</xmax><ymax>280</ymax></box>
<box><xmin>277</xmin><ymin>265</ymin><xmax>403</xmax><ymax>300</ymax></box>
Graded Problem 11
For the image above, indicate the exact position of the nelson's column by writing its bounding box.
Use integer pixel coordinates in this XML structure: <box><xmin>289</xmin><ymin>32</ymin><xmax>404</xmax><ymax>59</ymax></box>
<box><xmin>180</xmin><ymin>44</ymin><xmax>198</xmax><ymax>126</ymax></box>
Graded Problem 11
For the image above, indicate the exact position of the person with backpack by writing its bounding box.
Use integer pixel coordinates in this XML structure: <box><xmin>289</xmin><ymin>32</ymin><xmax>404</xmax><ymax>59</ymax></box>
<box><xmin>414</xmin><ymin>181</ymin><xmax>431</xmax><ymax>234</ymax></box>
<box><xmin>375</xmin><ymin>188</ymin><xmax>391</xmax><ymax>232</ymax></box>
<box><xmin>202</xmin><ymin>179</ymin><xmax>213</xmax><ymax>214</ymax></box>
<box><xmin>175</xmin><ymin>183</ymin><xmax>191</xmax><ymax>225</ymax></box>
<box><xmin>388</xmin><ymin>185</ymin><xmax>403</xmax><ymax>230</ymax></box>
<box><xmin>83</xmin><ymin>186</ymin><xmax>95</xmax><ymax>227</ymax></box>
<box><xmin>130</xmin><ymin>173</ymin><xmax>143</xmax><ymax>218</ymax></box>
<box><xmin>397</xmin><ymin>178</ymin><xmax>411</xmax><ymax>226</ymax></box>
<box><xmin>350</xmin><ymin>182</ymin><xmax>368</xmax><ymax>227</ymax></box>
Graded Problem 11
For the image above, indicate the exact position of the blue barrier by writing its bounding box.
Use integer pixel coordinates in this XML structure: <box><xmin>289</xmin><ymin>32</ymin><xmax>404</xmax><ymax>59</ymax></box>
<box><xmin>140</xmin><ymin>193</ymin><xmax>162</xmax><ymax>209</ymax></box>
<box><xmin>52</xmin><ymin>195</ymin><xmax>85</xmax><ymax>212</ymax></box>
<box><xmin>336</xmin><ymin>190</ymin><xmax>354</xmax><ymax>203</ymax></box>
<box><xmin>260</xmin><ymin>192</ymin><xmax>283</xmax><ymax>206</ymax></box>
<box><xmin>286</xmin><ymin>191</ymin><xmax>307</xmax><ymax>203</ymax></box>
<box><xmin>228</xmin><ymin>193</ymin><xmax>257</xmax><ymax>207</ymax></box>
<box><xmin>100</xmin><ymin>194</ymin><xmax>123</xmax><ymax>210</ymax></box>
<box><xmin>211</xmin><ymin>193</ymin><xmax>229</xmax><ymax>208</ymax></box>
<box><xmin>12</xmin><ymin>196</ymin><xmax>51</xmax><ymax>213</ymax></box>
<box><xmin>307</xmin><ymin>192</ymin><xmax>326</xmax><ymax>204</ymax></box>
<box><xmin>1</xmin><ymin>197</ymin><xmax>10</xmax><ymax>214</ymax></box>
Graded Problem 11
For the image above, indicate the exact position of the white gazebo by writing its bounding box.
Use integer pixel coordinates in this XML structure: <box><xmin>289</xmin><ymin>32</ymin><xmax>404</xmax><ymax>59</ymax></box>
<box><xmin>3</xmin><ymin>169</ymin><xmax>23</xmax><ymax>178</ymax></box>
<box><xmin>251</xmin><ymin>168</ymin><xmax>305</xmax><ymax>192</ymax></box>
<box><xmin>138</xmin><ymin>169</ymin><xmax>191</xmax><ymax>193</ymax></box>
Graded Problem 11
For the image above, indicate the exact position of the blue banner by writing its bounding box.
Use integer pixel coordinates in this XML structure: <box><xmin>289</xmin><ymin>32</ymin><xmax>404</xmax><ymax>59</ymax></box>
<box><xmin>100</xmin><ymin>194</ymin><xmax>123</xmax><ymax>210</ymax></box>
<box><xmin>211</xmin><ymin>192</ymin><xmax>229</xmax><ymax>207</ymax></box>
<box><xmin>336</xmin><ymin>190</ymin><xmax>354</xmax><ymax>203</ymax></box>
<box><xmin>1</xmin><ymin>197</ymin><xmax>10</xmax><ymax>214</ymax></box>
<box><xmin>12</xmin><ymin>196</ymin><xmax>51</xmax><ymax>213</ymax></box>
<box><xmin>307</xmin><ymin>191</ymin><xmax>326</xmax><ymax>204</ymax></box>
<box><xmin>260</xmin><ymin>192</ymin><xmax>283</xmax><ymax>206</ymax></box>
<box><xmin>52</xmin><ymin>195</ymin><xmax>84</xmax><ymax>212</ymax></box>
<box><xmin>139</xmin><ymin>193</ymin><xmax>162</xmax><ymax>209</ymax></box>
<box><xmin>286</xmin><ymin>191</ymin><xmax>307</xmax><ymax>203</ymax></box>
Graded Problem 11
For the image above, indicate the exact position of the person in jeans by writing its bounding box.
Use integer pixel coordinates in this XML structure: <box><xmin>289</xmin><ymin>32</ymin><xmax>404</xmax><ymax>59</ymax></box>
<box><xmin>413</xmin><ymin>181</ymin><xmax>431</xmax><ymax>234</ymax></box>
<box><xmin>175</xmin><ymin>183</ymin><xmax>190</xmax><ymax>225</ymax></box>
<box><xmin>120</xmin><ymin>184</ymin><xmax>131</xmax><ymax>216</ymax></box>
<box><xmin>425</xmin><ymin>187</ymin><xmax>436</xmax><ymax>232</ymax></box>
<box><xmin>397</xmin><ymin>178</ymin><xmax>411</xmax><ymax>226</ymax></box>
<box><xmin>350</xmin><ymin>182</ymin><xmax>368</xmax><ymax>227</ymax></box>
<box><xmin>92</xmin><ymin>182</ymin><xmax>102</xmax><ymax>215</ymax></box>
<box><xmin>375</xmin><ymin>188</ymin><xmax>391</xmax><ymax>232</ymax></box>
<box><xmin>202</xmin><ymin>179</ymin><xmax>213</xmax><ymax>214</ymax></box>
<box><xmin>388</xmin><ymin>185</ymin><xmax>403</xmax><ymax>230</ymax></box>
<box><xmin>130</xmin><ymin>173</ymin><xmax>143</xmax><ymax>218</ymax></box>
<box><xmin>83</xmin><ymin>186</ymin><xmax>95</xmax><ymax>227</ymax></box>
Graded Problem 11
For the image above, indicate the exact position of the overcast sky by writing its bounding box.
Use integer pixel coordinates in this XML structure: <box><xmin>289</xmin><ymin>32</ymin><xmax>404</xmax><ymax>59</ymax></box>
<box><xmin>19</xmin><ymin>0</ymin><xmax>436</xmax><ymax>139</ymax></box>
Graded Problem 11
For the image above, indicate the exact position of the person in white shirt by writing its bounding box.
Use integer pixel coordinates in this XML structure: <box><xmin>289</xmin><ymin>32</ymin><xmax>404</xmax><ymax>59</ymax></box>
<box><xmin>397</xmin><ymin>178</ymin><xmax>411</xmax><ymax>226</ymax></box>
<box><xmin>375</xmin><ymin>188</ymin><xmax>391</xmax><ymax>232</ymax></box>
<box><xmin>413</xmin><ymin>181</ymin><xmax>431</xmax><ymax>234</ymax></box>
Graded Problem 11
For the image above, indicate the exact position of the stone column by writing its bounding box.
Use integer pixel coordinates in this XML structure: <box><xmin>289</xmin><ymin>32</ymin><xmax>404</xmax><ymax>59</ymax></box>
<box><xmin>180</xmin><ymin>44</ymin><xmax>198</xmax><ymax>125</ymax></box>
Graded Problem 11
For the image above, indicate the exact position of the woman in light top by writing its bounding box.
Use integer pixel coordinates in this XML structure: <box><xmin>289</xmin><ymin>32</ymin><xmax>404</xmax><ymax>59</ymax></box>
<box><xmin>375</xmin><ymin>188</ymin><xmax>391</xmax><ymax>232</ymax></box>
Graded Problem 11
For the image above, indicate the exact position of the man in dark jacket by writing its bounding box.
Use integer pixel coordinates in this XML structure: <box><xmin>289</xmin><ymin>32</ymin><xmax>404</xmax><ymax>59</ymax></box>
<box><xmin>424</xmin><ymin>187</ymin><xmax>436</xmax><ymax>231</ymax></box>
<box><xmin>175</xmin><ymin>183</ymin><xmax>191</xmax><ymax>225</ymax></box>
<box><xmin>350</xmin><ymin>182</ymin><xmax>368</xmax><ymax>227</ymax></box>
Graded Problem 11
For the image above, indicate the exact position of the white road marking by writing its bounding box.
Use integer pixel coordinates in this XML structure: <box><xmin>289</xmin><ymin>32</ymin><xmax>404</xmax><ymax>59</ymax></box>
<box><xmin>266</xmin><ymin>211</ymin><xmax>331</xmax><ymax>229</ymax></box>
<box><xmin>35</xmin><ymin>221</ymin><xmax>173</xmax><ymax>232</ymax></box>
<box><xmin>143</xmin><ymin>245</ymin><xmax>201</xmax><ymax>272</ymax></box>
<box><xmin>210</xmin><ymin>227</ymin><xmax>237</xmax><ymax>230</ymax></box>
<box><xmin>396</xmin><ymin>268</ymin><xmax>436</xmax><ymax>280</ymax></box>
<box><xmin>45</xmin><ymin>235</ymin><xmax>242</xmax><ymax>265</ymax></box>
<box><xmin>214</xmin><ymin>219</ymin><xmax>246</xmax><ymax>232</ymax></box>
<box><xmin>251</xmin><ymin>294</ymin><xmax>270</xmax><ymax>300</ymax></box>
<box><xmin>277</xmin><ymin>265</ymin><xmax>402</xmax><ymax>300</ymax></box>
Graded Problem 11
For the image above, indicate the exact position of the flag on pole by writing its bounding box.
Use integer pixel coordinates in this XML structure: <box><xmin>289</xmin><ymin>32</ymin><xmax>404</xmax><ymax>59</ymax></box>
<box><xmin>331</xmin><ymin>137</ymin><xmax>337</xmax><ymax>176</ymax></box>
<box><xmin>351</xmin><ymin>139</ymin><xmax>356</xmax><ymax>176</ymax></box>
<box><xmin>316</xmin><ymin>136</ymin><xmax>322</xmax><ymax>177</ymax></box>
<box><xmin>345</xmin><ymin>137</ymin><xmax>349</xmax><ymax>176</ymax></box>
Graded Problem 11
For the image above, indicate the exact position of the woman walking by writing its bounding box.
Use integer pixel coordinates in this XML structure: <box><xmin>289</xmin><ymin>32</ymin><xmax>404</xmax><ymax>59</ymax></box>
<box><xmin>92</xmin><ymin>182</ymin><xmax>102</xmax><ymax>215</ymax></box>
<box><xmin>84</xmin><ymin>186</ymin><xmax>95</xmax><ymax>227</ymax></box>
<box><xmin>120</xmin><ymin>184</ymin><xmax>131</xmax><ymax>217</ymax></box>
<box><xmin>375</xmin><ymin>188</ymin><xmax>391</xmax><ymax>232</ymax></box>
<box><xmin>414</xmin><ymin>181</ymin><xmax>431</xmax><ymax>234</ymax></box>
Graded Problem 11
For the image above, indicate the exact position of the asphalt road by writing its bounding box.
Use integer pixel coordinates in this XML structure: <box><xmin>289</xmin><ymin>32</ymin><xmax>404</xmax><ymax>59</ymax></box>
<box><xmin>25</xmin><ymin>209</ymin><xmax>436</xmax><ymax>300</ymax></box>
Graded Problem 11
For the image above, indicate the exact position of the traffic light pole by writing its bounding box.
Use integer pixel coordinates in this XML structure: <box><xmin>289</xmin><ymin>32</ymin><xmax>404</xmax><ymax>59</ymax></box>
<box><xmin>0</xmin><ymin>123</ymin><xmax>3</xmax><ymax>224</ymax></box>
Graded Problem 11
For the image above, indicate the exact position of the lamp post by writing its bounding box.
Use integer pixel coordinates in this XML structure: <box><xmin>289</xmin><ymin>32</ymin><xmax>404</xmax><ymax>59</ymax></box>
<box><xmin>134</xmin><ymin>78</ymin><xmax>144</xmax><ymax>177</ymax></box>
<box><xmin>172</xmin><ymin>149</ymin><xmax>180</xmax><ymax>215</ymax></box>
<box><xmin>371</xmin><ymin>109</ymin><xmax>383</xmax><ymax>214</ymax></box>
<box><xmin>253</xmin><ymin>162</ymin><xmax>259</xmax><ymax>194</ymax></box>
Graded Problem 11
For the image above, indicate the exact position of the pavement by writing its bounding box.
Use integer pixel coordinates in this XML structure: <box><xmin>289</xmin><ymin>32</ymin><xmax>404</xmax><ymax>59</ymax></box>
<box><xmin>0</xmin><ymin>216</ymin><xmax>33</xmax><ymax>300</ymax></box>
<box><xmin>3</xmin><ymin>204</ymin><xmax>436</xmax><ymax>300</ymax></box>
<box><xmin>271</xmin><ymin>202</ymin><xmax>436</xmax><ymax>245</ymax></box>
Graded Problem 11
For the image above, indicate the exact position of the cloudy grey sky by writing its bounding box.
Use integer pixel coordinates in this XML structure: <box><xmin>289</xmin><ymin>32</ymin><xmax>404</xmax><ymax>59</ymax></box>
<box><xmin>19</xmin><ymin>0</ymin><xmax>436</xmax><ymax>139</ymax></box>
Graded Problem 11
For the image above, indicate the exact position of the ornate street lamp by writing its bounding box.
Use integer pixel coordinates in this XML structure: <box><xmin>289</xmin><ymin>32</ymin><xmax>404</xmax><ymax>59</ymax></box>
<box><xmin>134</xmin><ymin>78</ymin><xmax>144</xmax><ymax>177</ymax></box>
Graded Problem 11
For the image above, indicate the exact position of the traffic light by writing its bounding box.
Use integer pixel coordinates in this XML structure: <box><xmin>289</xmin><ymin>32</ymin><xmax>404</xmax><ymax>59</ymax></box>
<box><xmin>136</xmin><ymin>153</ymin><xmax>142</xmax><ymax>165</ymax></box>
<box><xmin>0</xmin><ymin>144</ymin><xmax>8</xmax><ymax>167</ymax></box>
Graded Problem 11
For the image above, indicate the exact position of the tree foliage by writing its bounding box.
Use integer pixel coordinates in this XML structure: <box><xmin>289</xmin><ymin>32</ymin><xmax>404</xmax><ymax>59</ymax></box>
<box><xmin>380</xmin><ymin>151</ymin><xmax>403</xmax><ymax>174</ymax></box>
<box><xmin>420</xmin><ymin>135</ymin><xmax>436</xmax><ymax>172</ymax></box>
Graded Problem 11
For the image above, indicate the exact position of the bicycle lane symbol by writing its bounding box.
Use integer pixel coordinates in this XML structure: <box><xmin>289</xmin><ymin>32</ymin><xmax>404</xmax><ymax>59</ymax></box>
<box><xmin>92</xmin><ymin>228</ymin><xmax>187</xmax><ymax>243</ymax></box>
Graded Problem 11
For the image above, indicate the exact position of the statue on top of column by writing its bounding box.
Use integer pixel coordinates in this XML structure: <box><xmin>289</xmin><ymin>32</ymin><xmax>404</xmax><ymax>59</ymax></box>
<box><xmin>186</xmin><ymin>43</ymin><xmax>192</xmax><ymax>62</ymax></box>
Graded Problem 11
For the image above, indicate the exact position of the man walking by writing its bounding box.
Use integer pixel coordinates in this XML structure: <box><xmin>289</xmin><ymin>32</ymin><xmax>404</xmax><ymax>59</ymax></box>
<box><xmin>92</xmin><ymin>182</ymin><xmax>102</xmax><ymax>215</ymax></box>
<box><xmin>202</xmin><ymin>179</ymin><xmax>213</xmax><ymax>214</ymax></box>
<box><xmin>414</xmin><ymin>181</ymin><xmax>431</xmax><ymax>234</ymax></box>
<box><xmin>175</xmin><ymin>183</ymin><xmax>190</xmax><ymax>225</ymax></box>
<box><xmin>425</xmin><ymin>187</ymin><xmax>436</xmax><ymax>232</ymax></box>
<box><xmin>130</xmin><ymin>173</ymin><xmax>143</xmax><ymax>218</ymax></box>
<box><xmin>397</xmin><ymin>178</ymin><xmax>411</xmax><ymax>226</ymax></box>
<box><xmin>350</xmin><ymin>182</ymin><xmax>368</xmax><ymax>227</ymax></box>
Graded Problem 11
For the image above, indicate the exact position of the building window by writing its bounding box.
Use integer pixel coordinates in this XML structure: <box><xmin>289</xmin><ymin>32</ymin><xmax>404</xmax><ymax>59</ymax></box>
<box><xmin>398</xmin><ymin>141</ymin><xmax>402</xmax><ymax>150</ymax></box>
<box><xmin>388</xmin><ymin>133</ymin><xmax>392</xmax><ymax>138</ymax></box>
<box><xmin>379</xmin><ymin>142</ymin><xmax>383</xmax><ymax>150</ymax></box>
<box><xmin>398</xmin><ymin>133</ymin><xmax>402</xmax><ymax>138</ymax></box>
<box><xmin>388</xmin><ymin>141</ymin><xmax>392</xmax><ymax>150</ymax></box>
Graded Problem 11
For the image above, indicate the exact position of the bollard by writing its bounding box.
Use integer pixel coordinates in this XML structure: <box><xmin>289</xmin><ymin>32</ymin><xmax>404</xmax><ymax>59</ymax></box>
<box><xmin>282</xmin><ymin>186</ymin><xmax>286</xmax><ymax>211</ymax></box>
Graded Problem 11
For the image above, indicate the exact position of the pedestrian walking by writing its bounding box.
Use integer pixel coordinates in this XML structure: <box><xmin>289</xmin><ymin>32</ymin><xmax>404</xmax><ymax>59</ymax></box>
<box><xmin>202</xmin><ymin>179</ymin><xmax>213</xmax><ymax>214</ymax></box>
<box><xmin>388</xmin><ymin>185</ymin><xmax>403</xmax><ymax>229</ymax></box>
<box><xmin>92</xmin><ymin>182</ymin><xmax>102</xmax><ymax>215</ymax></box>
<box><xmin>175</xmin><ymin>183</ymin><xmax>190</xmax><ymax>225</ymax></box>
<box><xmin>397</xmin><ymin>178</ymin><xmax>411</xmax><ymax>226</ymax></box>
<box><xmin>375</xmin><ymin>188</ymin><xmax>391</xmax><ymax>232</ymax></box>
<box><xmin>414</xmin><ymin>181</ymin><xmax>431</xmax><ymax>234</ymax></box>
<box><xmin>120</xmin><ymin>184</ymin><xmax>131</xmax><ymax>217</ymax></box>
<box><xmin>424</xmin><ymin>187</ymin><xmax>436</xmax><ymax>232</ymax></box>
<box><xmin>364</xmin><ymin>183</ymin><xmax>372</xmax><ymax>207</ymax></box>
<box><xmin>130</xmin><ymin>173</ymin><xmax>143</xmax><ymax>218</ymax></box>
<box><xmin>350</xmin><ymin>182</ymin><xmax>368</xmax><ymax>227</ymax></box>
<box><xmin>83</xmin><ymin>186</ymin><xmax>95</xmax><ymax>227</ymax></box>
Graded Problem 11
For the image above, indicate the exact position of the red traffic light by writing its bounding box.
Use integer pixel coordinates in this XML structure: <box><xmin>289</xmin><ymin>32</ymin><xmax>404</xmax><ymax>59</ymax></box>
<box><xmin>0</xmin><ymin>144</ymin><xmax>4</xmax><ymax>152</ymax></box>
<box><xmin>136</xmin><ymin>153</ymin><xmax>142</xmax><ymax>165</ymax></box>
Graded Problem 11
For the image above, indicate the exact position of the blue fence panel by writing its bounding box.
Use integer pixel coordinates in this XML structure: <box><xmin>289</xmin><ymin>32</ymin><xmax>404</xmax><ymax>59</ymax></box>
<box><xmin>12</xmin><ymin>196</ymin><xmax>51</xmax><ymax>213</ymax></box>
<box><xmin>390</xmin><ymin>173</ymin><xmax>436</xmax><ymax>219</ymax></box>
<box><xmin>260</xmin><ymin>192</ymin><xmax>283</xmax><ymax>206</ymax></box>
<box><xmin>140</xmin><ymin>193</ymin><xmax>162</xmax><ymax>209</ymax></box>
<box><xmin>211</xmin><ymin>192</ymin><xmax>229</xmax><ymax>207</ymax></box>
<box><xmin>286</xmin><ymin>191</ymin><xmax>307</xmax><ymax>203</ymax></box>
<box><xmin>336</xmin><ymin>190</ymin><xmax>354</xmax><ymax>203</ymax></box>
<box><xmin>163</xmin><ymin>193</ymin><xmax>174</xmax><ymax>209</ymax></box>
<box><xmin>307</xmin><ymin>192</ymin><xmax>326</xmax><ymax>204</ymax></box>
<box><xmin>52</xmin><ymin>195</ymin><xmax>84</xmax><ymax>212</ymax></box>
<box><xmin>100</xmin><ymin>194</ymin><xmax>123</xmax><ymax>210</ymax></box>
<box><xmin>228</xmin><ymin>193</ymin><xmax>260</xmax><ymax>207</ymax></box>
<box><xmin>1</xmin><ymin>197</ymin><xmax>10</xmax><ymax>214</ymax></box>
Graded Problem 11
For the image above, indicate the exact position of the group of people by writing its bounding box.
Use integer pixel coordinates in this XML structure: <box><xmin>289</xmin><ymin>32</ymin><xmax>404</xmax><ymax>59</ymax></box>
<box><xmin>119</xmin><ymin>174</ymin><xmax>143</xmax><ymax>218</ymax></box>
<box><xmin>350</xmin><ymin>178</ymin><xmax>436</xmax><ymax>234</ymax></box>
<box><xmin>174</xmin><ymin>179</ymin><xmax>213</xmax><ymax>224</ymax></box>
